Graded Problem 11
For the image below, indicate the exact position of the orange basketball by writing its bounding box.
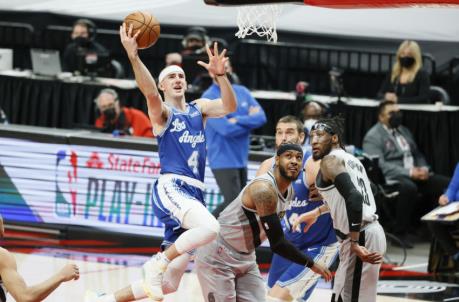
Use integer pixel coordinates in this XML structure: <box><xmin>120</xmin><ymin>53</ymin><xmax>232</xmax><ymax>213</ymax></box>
<box><xmin>124</xmin><ymin>11</ymin><xmax>160</xmax><ymax>49</ymax></box>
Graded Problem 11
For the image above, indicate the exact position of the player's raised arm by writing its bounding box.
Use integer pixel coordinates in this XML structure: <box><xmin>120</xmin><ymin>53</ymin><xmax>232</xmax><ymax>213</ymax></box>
<box><xmin>248</xmin><ymin>181</ymin><xmax>332</xmax><ymax>282</ymax></box>
<box><xmin>195</xmin><ymin>43</ymin><xmax>237</xmax><ymax>118</ymax></box>
<box><xmin>119</xmin><ymin>23</ymin><xmax>167</xmax><ymax>125</ymax></box>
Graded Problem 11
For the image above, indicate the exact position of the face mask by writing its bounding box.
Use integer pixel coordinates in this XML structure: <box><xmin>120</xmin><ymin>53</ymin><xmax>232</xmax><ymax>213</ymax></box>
<box><xmin>304</xmin><ymin>119</ymin><xmax>317</xmax><ymax>133</ymax></box>
<box><xmin>388</xmin><ymin>111</ymin><xmax>402</xmax><ymax>129</ymax></box>
<box><xmin>103</xmin><ymin>107</ymin><xmax>116</xmax><ymax>121</ymax></box>
<box><xmin>74</xmin><ymin>36</ymin><xmax>90</xmax><ymax>47</ymax></box>
<box><xmin>399</xmin><ymin>56</ymin><xmax>415</xmax><ymax>68</ymax></box>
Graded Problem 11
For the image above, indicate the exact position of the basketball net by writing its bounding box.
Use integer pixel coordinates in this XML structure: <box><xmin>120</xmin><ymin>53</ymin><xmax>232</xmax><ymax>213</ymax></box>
<box><xmin>235</xmin><ymin>4</ymin><xmax>282</xmax><ymax>43</ymax></box>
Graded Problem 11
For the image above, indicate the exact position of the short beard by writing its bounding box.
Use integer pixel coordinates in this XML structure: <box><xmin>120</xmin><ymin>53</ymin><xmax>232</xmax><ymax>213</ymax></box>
<box><xmin>279</xmin><ymin>164</ymin><xmax>298</xmax><ymax>181</ymax></box>
<box><xmin>312</xmin><ymin>142</ymin><xmax>333</xmax><ymax>160</ymax></box>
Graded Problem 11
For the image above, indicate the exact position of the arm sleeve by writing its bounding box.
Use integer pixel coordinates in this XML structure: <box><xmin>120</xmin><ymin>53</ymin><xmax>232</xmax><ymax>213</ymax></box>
<box><xmin>334</xmin><ymin>172</ymin><xmax>363</xmax><ymax>232</ymax></box>
<box><xmin>260</xmin><ymin>214</ymin><xmax>314</xmax><ymax>268</ymax></box>
<box><xmin>363</xmin><ymin>131</ymin><xmax>410</xmax><ymax>179</ymax></box>
<box><xmin>397</xmin><ymin>70</ymin><xmax>431</xmax><ymax>104</ymax></box>
<box><xmin>446</xmin><ymin>163</ymin><xmax>459</xmax><ymax>202</ymax></box>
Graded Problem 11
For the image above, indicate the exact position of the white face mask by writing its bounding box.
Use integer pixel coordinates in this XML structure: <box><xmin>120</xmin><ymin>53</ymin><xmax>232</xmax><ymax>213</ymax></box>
<box><xmin>304</xmin><ymin>119</ymin><xmax>317</xmax><ymax>133</ymax></box>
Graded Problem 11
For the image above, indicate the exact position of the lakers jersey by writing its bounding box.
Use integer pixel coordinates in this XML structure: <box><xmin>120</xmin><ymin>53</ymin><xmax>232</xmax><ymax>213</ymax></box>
<box><xmin>316</xmin><ymin>149</ymin><xmax>377</xmax><ymax>235</ymax></box>
<box><xmin>156</xmin><ymin>102</ymin><xmax>206</xmax><ymax>182</ymax></box>
<box><xmin>283</xmin><ymin>153</ymin><xmax>337</xmax><ymax>249</ymax></box>
<box><xmin>218</xmin><ymin>171</ymin><xmax>294</xmax><ymax>254</ymax></box>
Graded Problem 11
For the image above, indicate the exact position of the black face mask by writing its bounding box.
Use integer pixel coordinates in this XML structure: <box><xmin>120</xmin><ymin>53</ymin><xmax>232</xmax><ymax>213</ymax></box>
<box><xmin>388</xmin><ymin>111</ymin><xmax>402</xmax><ymax>129</ymax></box>
<box><xmin>103</xmin><ymin>108</ymin><xmax>116</xmax><ymax>122</ymax></box>
<box><xmin>399</xmin><ymin>56</ymin><xmax>415</xmax><ymax>68</ymax></box>
<box><xmin>74</xmin><ymin>36</ymin><xmax>90</xmax><ymax>47</ymax></box>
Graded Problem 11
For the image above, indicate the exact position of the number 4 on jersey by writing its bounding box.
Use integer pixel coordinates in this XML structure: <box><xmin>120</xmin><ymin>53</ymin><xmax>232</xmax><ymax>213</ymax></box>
<box><xmin>188</xmin><ymin>150</ymin><xmax>199</xmax><ymax>174</ymax></box>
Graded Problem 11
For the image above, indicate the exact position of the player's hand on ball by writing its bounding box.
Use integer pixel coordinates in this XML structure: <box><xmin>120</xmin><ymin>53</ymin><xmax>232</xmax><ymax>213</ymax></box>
<box><xmin>350</xmin><ymin>243</ymin><xmax>383</xmax><ymax>264</ymax></box>
<box><xmin>198</xmin><ymin>42</ymin><xmax>228</xmax><ymax>76</ymax></box>
<box><xmin>292</xmin><ymin>209</ymin><xmax>319</xmax><ymax>233</ymax></box>
<box><xmin>120</xmin><ymin>23</ymin><xmax>140</xmax><ymax>59</ymax></box>
<box><xmin>59</xmin><ymin>263</ymin><xmax>80</xmax><ymax>281</ymax></box>
<box><xmin>310</xmin><ymin>262</ymin><xmax>332</xmax><ymax>282</ymax></box>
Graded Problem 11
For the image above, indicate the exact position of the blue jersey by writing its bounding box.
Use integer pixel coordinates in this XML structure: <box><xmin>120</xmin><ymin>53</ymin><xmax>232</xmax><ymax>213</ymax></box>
<box><xmin>156</xmin><ymin>103</ymin><xmax>206</xmax><ymax>182</ymax></box>
<box><xmin>277</xmin><ymin>152</ymin><xmax>337</xmax><ymax>250</ymax></box>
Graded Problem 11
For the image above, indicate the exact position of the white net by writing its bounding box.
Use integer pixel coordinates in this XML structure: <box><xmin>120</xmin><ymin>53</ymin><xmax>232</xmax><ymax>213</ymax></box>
<box><xmin>235</xmin><ymin>4</ymin><xmax>282</xmax><ymax>43</ymax></box>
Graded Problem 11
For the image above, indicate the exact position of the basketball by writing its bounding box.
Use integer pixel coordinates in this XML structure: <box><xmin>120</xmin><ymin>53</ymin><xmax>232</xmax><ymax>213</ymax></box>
<box><xmin>123</xmin><ymin>11</ymin><xmax>160</xmax><ymax>49</ymax></box>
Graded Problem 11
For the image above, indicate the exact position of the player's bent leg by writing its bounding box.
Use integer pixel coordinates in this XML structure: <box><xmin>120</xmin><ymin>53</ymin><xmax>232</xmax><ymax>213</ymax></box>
<box><xmin>174</xmin><ymin>203</ymin><xmax>220</xmax><ymax>254</ymax></box>
<box><xmin>195</xmin><ymin>240</ymin><xmax>237</xmax><ymax>302</ymax></box>
<box><xmin>162</xmin><ymin>253</ymin><xmax>191</xmax><ymax>294</ymax></box>
<box><xmin>270</xmin><ymin>243</ymin><xmax>339</xmax><ymax>302</ymax></box>
<box><xmin>235</xmin><ymin>263</ymin><xmax>266</xmax><ymax>302</ymax></box>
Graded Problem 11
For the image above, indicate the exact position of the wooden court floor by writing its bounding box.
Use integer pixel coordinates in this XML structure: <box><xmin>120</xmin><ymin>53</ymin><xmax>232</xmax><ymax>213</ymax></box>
<box><xmin>6</xmin><ymin>251</ymin><xmax>435</xmax><ymax>302</ymax></box>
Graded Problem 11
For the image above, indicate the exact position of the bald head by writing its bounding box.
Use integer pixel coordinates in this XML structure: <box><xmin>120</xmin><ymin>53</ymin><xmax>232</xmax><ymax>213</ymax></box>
<box><xmin>303</xmin><ymin>101</ymin><xmax>323</xmax><ymax>120</ymax></box>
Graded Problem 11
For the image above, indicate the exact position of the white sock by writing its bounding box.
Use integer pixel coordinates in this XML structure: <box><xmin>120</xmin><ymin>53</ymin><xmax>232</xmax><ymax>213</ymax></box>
<box><xmin>130</xmin><ymin>280</ymin><xmax>147</xmax><ymax>300</ymax></box>
<box><xmin>162</xmin><ymin>253</ymin><xmax>191</xmax><ymax>295</ymax></box>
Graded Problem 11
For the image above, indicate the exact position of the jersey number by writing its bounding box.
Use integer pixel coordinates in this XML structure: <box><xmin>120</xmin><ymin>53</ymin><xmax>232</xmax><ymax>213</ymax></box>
<box><xmin>357</xmin><ymin>177</ymin><xmax>370</xmax><ymax>206</ymax></box>
<box><xmin>188</xmin><ymin>151</ymin><xmax>199</xmax><ymax>174</ymax></box>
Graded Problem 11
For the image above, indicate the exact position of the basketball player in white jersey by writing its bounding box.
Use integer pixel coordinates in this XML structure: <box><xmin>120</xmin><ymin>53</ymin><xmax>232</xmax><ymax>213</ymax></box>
<box><xmin>195</xmin><ymin>142</ymin><xmax>332</xmax><ymax>302</ymax></box>
<box><xmin>292</xmin><ymin>117</ymin><xmax>386</xmax><ymax>302</ymax></box>
<box><xmin>0</xmin><ymin>214</ymin><xmax>80</xmax><ymax>302</ymax></box>
<box><xmin>85</xmin><ymin>23</ymin><xmax>237</xmax><ymax>302</ymax></box>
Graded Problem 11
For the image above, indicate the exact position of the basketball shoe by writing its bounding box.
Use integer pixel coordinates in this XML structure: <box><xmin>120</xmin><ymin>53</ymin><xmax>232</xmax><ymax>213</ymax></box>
<box><xmin>142</xmin><ymin>252</ymin><xmax>169</xmax><ymax>300</ymax></box>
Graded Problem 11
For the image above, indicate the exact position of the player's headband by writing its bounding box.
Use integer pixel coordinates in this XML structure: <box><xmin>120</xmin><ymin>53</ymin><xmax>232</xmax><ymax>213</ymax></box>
<box><xmin>158</xmin><ymin>65</ymin><xmax>185</xmax><ymax>83</ymax></box>
<box><xmin>310</xmin><ymin>122</ymin><xmax>335</xmax><ymax>135</ymax></box>
<box><xmin>276</xmin><ymin>143</ymin><xmax>303</xmax><ymax>156</ymax></box>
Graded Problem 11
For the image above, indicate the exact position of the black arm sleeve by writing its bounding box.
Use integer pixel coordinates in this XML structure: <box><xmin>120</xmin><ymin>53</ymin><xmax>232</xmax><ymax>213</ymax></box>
<box><xmin>260</xmin><ymin>214</ymin><xmax>314</xmax><ymax>268</ymax></box>
<box><xmin>334</xmin><ymin>172</ymin><xmax>363</xmax><ymax>232</ymax></box>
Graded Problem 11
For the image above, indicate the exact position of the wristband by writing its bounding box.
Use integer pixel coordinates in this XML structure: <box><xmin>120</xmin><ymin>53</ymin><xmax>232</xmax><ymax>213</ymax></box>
<box><xmin>350</xmin><ymin>239</ymin><xmax>359</xmax><ymax>244</ymax></box>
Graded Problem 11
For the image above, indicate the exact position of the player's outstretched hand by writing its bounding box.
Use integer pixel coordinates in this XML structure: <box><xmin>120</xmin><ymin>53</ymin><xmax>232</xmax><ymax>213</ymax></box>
<box><xmin>58</xmin><ymin>263</ymin><xmax>80</xmax><ymax>282</ymax></box>
<box><xmin>197</xmin><ymin>42</ymin><xmax>228</xmax><ymax>76</ymax></box>
<box><xmin>292</xmin><ymin>209</ymin><xmax>319</xmax><ymax>233</ymax></box>
<box><xmin>310</xmin><ymin>262</ymin><xmax>332</xmax><ymax>282</ymax></box>
<box><xmin>120</xmin><ymin>23</ymin><xmax>141</xmax><ymax>59</ymax></box>
<box><xmin>350</xmin><ymin>243</ymin><xmax>383</xmax><ymax>264</ymax></box>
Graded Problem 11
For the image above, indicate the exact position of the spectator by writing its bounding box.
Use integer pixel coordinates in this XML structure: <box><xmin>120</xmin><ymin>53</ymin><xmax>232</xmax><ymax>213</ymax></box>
<box><xmin>427</xmin><ymin>163</ymin><xmax>459</xmax><ymax>269</ymax></box>
<box><xmin>165</xmin><ymin>52</ymin><xmax>182</xmax><ymax>67</ymax></box>
<box><xmin>202</xmin><ymin>58</ymin><xmax>267</xmax><ymax>218</ymax></box>
<box><xmin>363</xmin><ymin>101</ymin><xmax>450</xmax><ymax>248</ymax></box>
<box><xmin>94</xmin><ymin>88</ymin><xmax>153</xmax><ymax>137</ymax></box>
<box><xmin>0</xmin><ymin>214</ymin><xmax>80</xmax><ymax>301</ymax></box>
<box><xmin>62</xmin><ymin>19</ymin><xmax>110</xmax><ymax>76</ymax></box>
<box><xmin>181</xmin><ymin>26</ymin><xmax>209</xmax><ymax>56</ymax></box>
<box><xmin>378</xmin><ymin>40</ymin><xmax>430</xmax><ymax>104</ymax></box>
<box><xmin>302</xmin><ymin>101</ymin><xmax>327</xmax><ymax>150</ymax></box>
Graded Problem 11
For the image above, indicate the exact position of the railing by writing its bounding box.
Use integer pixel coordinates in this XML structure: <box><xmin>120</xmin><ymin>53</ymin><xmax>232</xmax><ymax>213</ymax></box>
<box><xmin>233</xmin><ymin>39</ymin><xmax>436</xmax><ymax>98</ymax></box>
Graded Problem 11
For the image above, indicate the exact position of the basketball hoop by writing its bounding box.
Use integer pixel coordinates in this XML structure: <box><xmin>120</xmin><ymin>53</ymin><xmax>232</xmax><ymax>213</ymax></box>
<box><xmin>235</xmin><ymin>4</ymin><xmax>282</xmax><ymax>43</ymax></box>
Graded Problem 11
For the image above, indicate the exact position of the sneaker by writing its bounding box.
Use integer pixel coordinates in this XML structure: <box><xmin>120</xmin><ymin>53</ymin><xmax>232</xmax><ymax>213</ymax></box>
<box><xmin>142</xmin><ymin>253</ymin><xmax>168</xmax><ymax>300</ymax></box>
<box><xmin>84</xmin><ymin>290</ymin><xmax>106</xmax><ymax>302</ymax></box>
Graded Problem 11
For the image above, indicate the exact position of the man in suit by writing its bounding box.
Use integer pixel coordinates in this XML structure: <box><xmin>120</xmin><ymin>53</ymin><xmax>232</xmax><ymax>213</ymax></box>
<box><xmin>363</xmin><ymin>101</ymin><xmax>450</xmax><ymax>248</ymax></box>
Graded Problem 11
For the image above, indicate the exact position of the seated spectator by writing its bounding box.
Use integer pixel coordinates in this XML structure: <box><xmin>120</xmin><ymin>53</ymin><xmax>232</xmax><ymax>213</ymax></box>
<box><xmin>202</xmin><ymin>57</ymin><xmax>266</xmax><ymax>217</ymax></box>
<box><xmin>377</xmin><ymin>40</ymin><xmax>430</xmax><ymax>104</ymax></box>
<box><xmin>94</xmin><ymin>88</ymin><xmax>153</xmax><ymax>137</ymax></box>
<box><xmin>181</xmin><ymin>26</ymin><xmax>209</xmax><ymax>56</ymax></box>
<box><xmin>363</xmin><ymin>101</ymin><xmax>450</xmax><ymax>248</ymax></box>
<box><xmin>427</xmin><ymin>162</ymin><xmax>459</xmax><ymax>269</ymax></box>
<box><xmin>63</xmin><ymin>19</ymin><xmax>111</xmax><ymax>76</ymax></box>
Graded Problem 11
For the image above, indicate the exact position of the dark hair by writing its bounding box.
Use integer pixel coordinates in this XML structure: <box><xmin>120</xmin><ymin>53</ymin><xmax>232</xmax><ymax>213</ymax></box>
<box><xmin>316</xmin><ymin>115</ymin><xmax>345</xmax><ymax>146</ymax></box>
<box><xmin>378</xmin><ymin>100</ymin><xmax>396</xmax><ymax>116</ymax></box>
<box><xmin>277</xmin><ymin>115</ymin><xmax>304</xmax><ymax>135</ymax></box>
